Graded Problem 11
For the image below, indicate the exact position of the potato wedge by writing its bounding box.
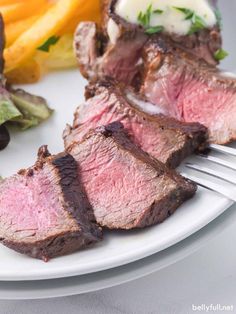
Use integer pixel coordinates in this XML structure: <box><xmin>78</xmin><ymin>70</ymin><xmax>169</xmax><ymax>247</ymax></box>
<box><xmin>4</xmin><ymin>0</ymin><xmax>82</xmax><ymax>73</ymax></box>
<box><xmin>5</xmin><ymin>59</ymin><xmax>42</xmax><ymax>84</ymax></box>
<box><xmin>0</xmin><ymin>0</ymin><xmax>48</xmax><ymax>24</ymax></box>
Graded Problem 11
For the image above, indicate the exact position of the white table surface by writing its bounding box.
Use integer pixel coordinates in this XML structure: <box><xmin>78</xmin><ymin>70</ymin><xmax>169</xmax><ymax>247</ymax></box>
<box><xmin>0</xmin><ymin>204</ymin><xmax>235</xmax><ymax>314</ymax></box>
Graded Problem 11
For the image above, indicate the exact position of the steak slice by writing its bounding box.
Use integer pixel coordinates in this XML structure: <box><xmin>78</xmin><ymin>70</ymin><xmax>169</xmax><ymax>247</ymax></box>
<box><xmin>107</xmin><ymin>0</ymin><xmax>221</xmax><ymax>66</ymax></box>
<box><xmin>0</xmin><ymin>146</ymin><xmax>102</xmax><ymax>261</ymax></box>
<box><xmin>74</xmin><ymin>1</ymin><xmax>221</xmax><ymax>87</ymax></box>
<box><xmin>63</xmin><ymin>80</ymin><xmax>207</xmax><ymax>168</ymax></box>
<box><xmin>74</xmin><ymin>21</ymin><xmax>147</xmax><ymax>86</ymax></box>
<box><xmin>67</xmin><ymin>122</ymin><xmax>197</xmax><ymax>229</ymax></box>
<box><xmin>142</xmin><ymin>38</ymin><xmax>236</xmax><ymax>144</ymax></box>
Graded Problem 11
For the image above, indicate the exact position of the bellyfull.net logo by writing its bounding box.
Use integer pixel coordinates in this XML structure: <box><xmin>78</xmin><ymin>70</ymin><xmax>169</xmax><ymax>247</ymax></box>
<box><xmin>192</xmin><ymin>304</ymin><xmax>234</xmax><ymax>312</ymax></box>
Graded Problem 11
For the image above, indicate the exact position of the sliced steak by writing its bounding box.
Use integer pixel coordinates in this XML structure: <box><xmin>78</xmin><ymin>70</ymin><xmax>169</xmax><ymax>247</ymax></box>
<box><xmin>74</xmin><ymin>21</ymin><xmax>147</xmax><ymax>86</ymax></box>
<box><xmin>67</xmin><ymin>122</ymin><xmax>197</xmax><ymax>229</ymax></box>
<box><xmin>63</xmin><ymin>80</ymin><xmax>207</xmax><ymax>168</ymax></box>
<box><xmin>153</xmin><ymin>28</ymin><xmax>221</xmax><ymax>67</ymax></box>
<box><xmin>74</xmin><ymin>22</ymin><xmax>101</xmax><ymax>81</ymax></box>
<box><xmin>142</xmin><ymin>38</ymin><xmax>236</xmax><ymax>144</ymax></box>
<box><xmin>0</xmin><ymin>146</ymin><xmax>102</xmax><ymax>261</ymax></box>
<box><xmin>74</xmin><ymin>1</ymin><xmax>221</xmax><ymax>87</ymax></box>
<box><xmin>108</xmin><ymin>0</ymin><xmax>221</xmax><ymax>66</ymax></box>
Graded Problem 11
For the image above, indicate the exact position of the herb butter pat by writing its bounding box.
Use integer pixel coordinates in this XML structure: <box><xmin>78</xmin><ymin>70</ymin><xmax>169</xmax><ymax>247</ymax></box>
<box><xmin>114</xmin><ymin>0</ymin><xmax>217</xmax><ymax>36</ymax></box>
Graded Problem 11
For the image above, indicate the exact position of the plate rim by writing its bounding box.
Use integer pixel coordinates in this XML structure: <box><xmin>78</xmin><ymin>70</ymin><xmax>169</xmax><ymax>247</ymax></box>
<box><xmin>1</xmin><ymin>1</ymin><xmax>235</xmax><ymax>279</ymax></box>
<box><xmin>0</xmin><ymin>69</ymin><xmax>234</xmax><ymax>281</ymax></box>
<box><xmin>0</xmin><ymin>197</ymin><xmax>232</xmax><ymax>281</ymax></box>
<box><xmin>0</xmin><ymin>203</ymin><xmax>235</xmax><ymax>300</ymax></box>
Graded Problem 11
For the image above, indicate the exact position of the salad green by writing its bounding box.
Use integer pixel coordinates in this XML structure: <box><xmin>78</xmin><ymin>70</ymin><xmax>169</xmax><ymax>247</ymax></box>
<box><xmin>0</xmin><ymin>85</ymin><xmax>52</xmax><ymax>130</ymax></box>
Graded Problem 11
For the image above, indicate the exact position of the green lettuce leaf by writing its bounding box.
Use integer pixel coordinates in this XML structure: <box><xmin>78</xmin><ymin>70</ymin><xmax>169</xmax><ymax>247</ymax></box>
<box><xmin>0</xmin><ymin>86</ymin><xmax>22</xmax><ymax>125</ymax></box>
<box><xmin>10</xmin><ymin>88</ymin><xmax>53</xmax><ymax>120</ymax></box>
<box><xmin>8</xmin><ymin>88</ymin><xmax>53</xmax><ymax>129</ymax></box>
<box><xmin>11</xmin><ymin>117</ymin><xmax>39</xmax><ymax>130</ymax></box>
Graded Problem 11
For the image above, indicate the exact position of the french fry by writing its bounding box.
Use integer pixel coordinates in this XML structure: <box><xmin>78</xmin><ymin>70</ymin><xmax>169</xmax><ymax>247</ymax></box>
<box><xmin>60</xmin><ymin>0</ymin><xmax>101</xmax><ymax>34</ymax></box>
<box><xmin>5</xmin><ymin>15</ymin><xmax>41</xmax><ymax>47</ymax></box>
<box><xmin>5</xmin><ymin>2</ymin><xmax>51</xmax><ymax>47</ymax></box>
<box><xmin>5</xmin><ymin>59</ymin><xmax>42</xmax><ymax>84</ymax></box>
<box><xmin>0</xmin><ymin>0</ymin><xmax>22</xmax><ymax>5</ymax></box>
<box><xmin>4</xmin><ymin>0</ymin><xmax>82</xmax><ymax>73</ymax></box>
<box><xmin>0</xmin><ymin>0</ymin><xmax>48</xmax><ymax>24</ymax></box>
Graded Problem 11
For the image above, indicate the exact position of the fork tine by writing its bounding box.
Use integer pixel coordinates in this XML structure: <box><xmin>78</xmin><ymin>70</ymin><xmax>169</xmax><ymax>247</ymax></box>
<box><xmin>181</xmin><ymin>172</ymin><xmax>236</xmax><ymax>202</ymax></box>
<box><xmin>198</xmin><ymin>155</ymin><xmax>236</xmax><ymax>171</ymax></box>
<box><xmin>185</xmin><ymin>163</ymin><xmax>236</xmax><ymax>185</ymax></box>
<box><xmin>210</xmin><ymin>144</ymin><xmax>236</xmax><ymax>157</ymax></box>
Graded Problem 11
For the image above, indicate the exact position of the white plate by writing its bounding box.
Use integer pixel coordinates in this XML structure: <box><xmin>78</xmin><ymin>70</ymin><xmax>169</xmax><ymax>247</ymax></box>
<box><xmin>0</xmin><ymin>1</ymin><xmax>235</xmax><ymax>281</ymax></box>
<box><xmin>0</xmin><ymin>203</ymin><xmax>235</xmax><ymax>300</ymax></box>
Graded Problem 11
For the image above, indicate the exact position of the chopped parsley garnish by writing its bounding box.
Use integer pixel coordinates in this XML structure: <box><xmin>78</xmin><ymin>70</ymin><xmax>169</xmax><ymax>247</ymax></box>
<box><xmin>146</xmin><ymin>25</ymin><xmax>164</xmax><ymax>34</ymax></box>
<box><xmin>214</xmin><ymin>48</ymin><xmax>229</xmax><ymax>61</ymax></box>
<box><xmin>37</xmin><ymin>36</ymin><xmax>60</xmax><ymax>52</ymax></box>
<box><xmin>137</xmin><ymin>4</ymin><xmax>164</xmax><ymax>35</ymax></box>
<box><xmin>174</xmin><ymin>7</ymin><xmax>207</xmax><ymax>35</ymax></box>
<box><xmin>173</xmin><ymin>7</ymin><xmax>194</xmax><ymax>20</ymax></box>
<box><xmin>214</xmin><ymin>8</ymin><xmax>222</xmax><ymax>29</ymax></box>
<box><xmin>137</xmin><ymin>4</ymin><xmax>153</xmax><ymax>27</ymax></box>
<box><xmin>153</xmin><ymin>9</ymin><xmax>163</xmax><ymax>14</ymax></box>
<box><xmin>188</xmin><ymin>14</ymin><xmax>207</xmax><ymax>35</ymax></box>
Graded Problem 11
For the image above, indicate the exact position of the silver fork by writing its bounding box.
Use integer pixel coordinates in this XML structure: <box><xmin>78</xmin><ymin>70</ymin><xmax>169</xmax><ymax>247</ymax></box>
<box><xmin>181</xmin><ymin>144</ymin><xmax>236</xmax><ymax>202</ymax></box>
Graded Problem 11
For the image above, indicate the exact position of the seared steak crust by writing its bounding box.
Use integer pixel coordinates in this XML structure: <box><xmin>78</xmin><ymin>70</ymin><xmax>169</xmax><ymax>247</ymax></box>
<box><xmin>0</xmin><ymin>146</ymin><xmax>102</xmax><ymax>261</ymax></box>
<box><xmin>153</xmin><ymin>28</ymin><xmax>221</xmax><ymax>66</ymax></box>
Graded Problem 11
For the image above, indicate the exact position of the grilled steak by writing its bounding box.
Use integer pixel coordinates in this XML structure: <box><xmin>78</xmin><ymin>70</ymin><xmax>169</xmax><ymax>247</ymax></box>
<box><xmin>74</xmin><ymin>1</ymin><xmax>221</xmax><ymax>86</ymax></box>
<box><xmin>74</xmin><ymin>21</ymin><xmax>146</xmax><ymax>86</ymax></box>
<box><xmin>67</xmin><ymin>122</ymin><xmax>197</xmax><ymax>229</ymax></box>
<box><xmin>0</xmin><ymin>146</ymin><xmax>102</xmax><ymax>261</ymax></box>
<box><xmin>107</xmin><ymin>0</ymin><xmax>221</xmax><ymax>66</ymax></box>
<box><xmin>63</xmin><ymin>80</ymin><xmax>207</xmax><ymax>168</ymax></box>
<box><xmin>142</xmin><ymin>38</ymin><xmax>236</xmax><ymax>144</ymax></box>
